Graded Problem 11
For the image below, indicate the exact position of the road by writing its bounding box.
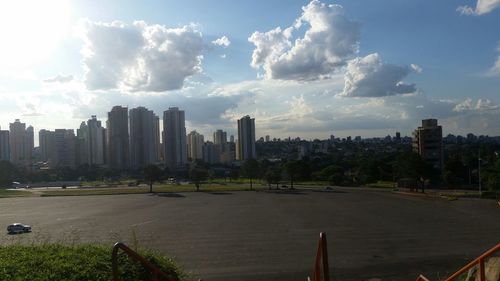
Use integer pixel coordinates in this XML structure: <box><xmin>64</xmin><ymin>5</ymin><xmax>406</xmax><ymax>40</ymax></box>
<box><xmin>0</xmin><ymin>187</ymin><xmax>499</xmax><ymax>280</ymax></box>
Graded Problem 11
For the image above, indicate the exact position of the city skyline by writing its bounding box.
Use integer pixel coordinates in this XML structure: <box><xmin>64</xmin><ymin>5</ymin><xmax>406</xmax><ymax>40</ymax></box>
<box><xmin>0</xmin><ymin>0</ymin><xmax>499</xmax><ymax>140</ymax></box>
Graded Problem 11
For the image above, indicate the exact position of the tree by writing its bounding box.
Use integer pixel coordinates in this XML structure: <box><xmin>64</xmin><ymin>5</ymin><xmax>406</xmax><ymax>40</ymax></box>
<box><xmin>444</xmin><ymin>154</ymin><xmax>467</xmax><ymax>187</ymax></box>
<box><xmin>242</xmin><ymin>159</ymin><xmax>260</xmax><ymax>190</ymax></box>
<box><xmin>189</xmin><ymin>167</ymin><xmax>209</xmax><ymax>191</ymax></box>
<box><xmin>0</xmin><ymin>161</ymin><xmax>18</xmax><ymax>186</ymax></box>
<box><xmin>143</xmin><ymin>165</ymin><xmax>162</xmax><ymax>193</ymax></box>
<box><xmin>320</xmin><ymin>165</ymin><xmax>344</xmax><ymax>186</ymax></box>
<box><xmin>264</xmin><ymin>168</ymin><xmax>281</xmax><ymax>189</ymax></box>
<box><xmin>283</xmin><ymin>160</ymin><xmax>302</xmax><ymax>189</ymax></box>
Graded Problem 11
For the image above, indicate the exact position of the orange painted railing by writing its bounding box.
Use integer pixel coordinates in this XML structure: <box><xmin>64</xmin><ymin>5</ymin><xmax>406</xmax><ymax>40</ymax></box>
<box><xmin>444</xmin><ymin>244</ymin><xmax>500</xmax><ymax>281</ymax></box>
<box><xmin>311</xmin><ymin>232</ymin><xmax>330</xmax><ymax>281</ymax></box>
<box><xmin>112</xmin><ymin>242</ymin><xmax>177</xmax><ymax>281</ymax></box>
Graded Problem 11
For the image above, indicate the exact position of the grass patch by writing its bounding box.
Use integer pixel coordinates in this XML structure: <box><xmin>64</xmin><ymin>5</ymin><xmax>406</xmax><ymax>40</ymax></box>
<box><xmin>365</xmin><ymin>181</ymin><xmax>396</xmax><ymax>189</ymax></box>
<box><xmin>0</xmin><ymin>244</ymin><xmax>185</xmax><ymax>281</ymax></box>
<box><xmin>0</xmin><ymin>189</ymin><xmax>33</xmax><ymax>198</ymax></box>
<box><xmin>40</xmin><ymin>183</ymin><xmax>266</xmax><ymax>197</ymax></box>
<box><xmin>294</xmin><ymin>181</ymin><xmax>329</xmax><ymax>186</ymax></box>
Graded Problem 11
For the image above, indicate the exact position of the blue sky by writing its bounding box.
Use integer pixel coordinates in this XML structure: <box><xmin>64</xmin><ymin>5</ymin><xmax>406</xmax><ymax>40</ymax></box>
<box><xmin>0</xmin><ymin>0</ymin><xmax>499</xmax><ymax>144</ymax></box>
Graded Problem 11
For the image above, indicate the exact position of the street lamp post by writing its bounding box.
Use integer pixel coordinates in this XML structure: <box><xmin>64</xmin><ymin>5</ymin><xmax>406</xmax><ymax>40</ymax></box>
<box><xmin>478</xmin><ymin>150</ymin><xmax>482</xmax><ymax>198</ymax></box>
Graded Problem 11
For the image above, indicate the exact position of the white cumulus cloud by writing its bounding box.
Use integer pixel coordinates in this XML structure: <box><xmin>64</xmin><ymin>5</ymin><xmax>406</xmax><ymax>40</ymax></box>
<box><xmin>212</xmin><ymin>36</ymin><xmax>231</xmax><ymax>48</ymax></box>
<box><xmin>248</xmin><ymin>0</ymin><xmax>360</xmax><ymax>81</ymax></box>
<box><xmin>457</xmin><ymin>0</ymin><xmax>500</xmax><ymax>15</ymax></box>
<box><xmin>453</xmin><ymin>98</ymin><xmax>500</xmax><ymax>112</ymax></box>
<box><xmin>80</xmin><ymin>20</ymin><xmax>204</xmax><ymax>92</ymax></box>
<box><xmin>43</xmin><ymin>74</ymin><xmax>74</xmax><ymax>83</ymax></box>
<box><xmin>339</xmin><ymin>53</ymin><xmax>418</xmax><ymax>98</ymax></box>
<box><xmin>488</xmin><ymin>55</ymin><xmax>500</xmax><ymax>76</ymax></box>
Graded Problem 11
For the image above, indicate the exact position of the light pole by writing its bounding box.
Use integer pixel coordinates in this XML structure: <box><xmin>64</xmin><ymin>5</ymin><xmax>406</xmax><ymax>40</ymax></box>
<box><xmin>478</xmin><ymin>150</ymin><xmax>482</xmax><ymax>198</ymax></box>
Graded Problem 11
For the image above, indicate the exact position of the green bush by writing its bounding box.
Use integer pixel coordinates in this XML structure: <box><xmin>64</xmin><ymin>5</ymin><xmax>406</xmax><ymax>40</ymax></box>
<box><xmin>0</xmin><ymin>244</ymin><xmax>185</xmax><ymax>281</ymax></box>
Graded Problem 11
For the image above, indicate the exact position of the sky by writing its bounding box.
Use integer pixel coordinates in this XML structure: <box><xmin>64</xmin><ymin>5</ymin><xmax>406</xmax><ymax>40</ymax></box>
<box><xmin>0</xmin><ymin>0</ymin><xmax>499</xmax><ymax>145</ymax></box>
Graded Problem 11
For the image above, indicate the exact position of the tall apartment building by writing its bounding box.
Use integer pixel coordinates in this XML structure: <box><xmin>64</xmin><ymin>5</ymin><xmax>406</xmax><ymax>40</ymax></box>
<box><xmin>76</xmin><ymin>122</ymin><xmax>88</xmax><ymax>166</ymax></box>
<box><xmin>39</xmin><ymin>129</ymin><xmax>77</xmax><ymax>168</ymax></box>
<box><xmin>413</xmin><ymin>119</ymin><xmax>443</xmax><ymax>171</ymax></box>
<box><xmin>187</xmin><ymin>131</ymin><xmax>204</xmax><ymax>161</ymax></box>
<box><xmin>9</xmin><ymin>119</ymin><xmax>34</xmax><ymax>167</ymax></box>
<box><xmin>0</xmin><ymin>129</ymin><xmax>10</xmax><ymax>161</ymax></box>
<box><xmin>163</xmin><ymin>107</ymin><xmax>187</xmax><ymax>169</ymax></box>
<box><xmin>129</xmin><ymin>107</ymin><xmax>159</xmax><ymax>169</ymax></box>
<box><xmin>77</xmin><ymin>116</ymin><xmax>105</xmax><ymax>166</ymax></box>
<box><xmin>88</xmin><ymin>116</ymin><xmax>106</xmax><ymax>165</ymax></box>
<box><xmin>39</xmin><ymin>129</ymin><xmax>54</xmax><ymax>163</ymax></box>
<box><xmin>237</xmin><ymin>115</ymin><xmax>256</xmax><ymax>160</ymax></box>
<box><xmin>202</xmin><ymin>142</ymin><xmax>218</xmax><ymax>165</ymax></box>
<box><xmin>213</xmin><ymin>129</ymin><xmax>227</xmax><ymax>145</ymax></box>
<box><xmin>107</xmin><ymin>106</ymin><xmax>130</xmax><ymax>170</ymax></box>
<box><xmin>54</xmin><ymin>129</ymin><xmax>77</xmax><ymax>168</ymax></box>
<box><xmin>212</xmin><ymin>129</ymin><xmax>234</xmax><ymax>164</ymax></box>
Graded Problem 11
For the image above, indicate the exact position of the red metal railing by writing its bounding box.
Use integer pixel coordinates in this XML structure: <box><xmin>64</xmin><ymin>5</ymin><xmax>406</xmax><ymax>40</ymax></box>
<box><xmin>112</xmin><ymin>242</ymin><xmax>177</xmax><ymax>281</ymax></box>
<box><xmin>444</xmin><ymin>244</ymin><xmax>500</xmax><ymax>281</ymax></box>
<box><xmin>311</xmin><ymin>232</ymin><xmax>330</xmax><ymax>281</ymax></box>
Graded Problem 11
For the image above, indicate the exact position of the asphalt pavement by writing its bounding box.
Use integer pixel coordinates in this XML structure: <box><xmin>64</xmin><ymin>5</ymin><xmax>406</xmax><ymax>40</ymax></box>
<box><xmin>0</xmin><ymin>187</ymin><xmax>499</xmax><ymax>281</ymax></box>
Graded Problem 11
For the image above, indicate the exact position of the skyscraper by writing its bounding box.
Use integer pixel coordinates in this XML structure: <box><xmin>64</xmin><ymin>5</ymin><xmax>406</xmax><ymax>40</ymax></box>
<box><xmin>107</xmin><ymin>106</ymin><xmax>130</xmax><ymax>170</ymax></box>
<box><xmin>202</xmin><ymin>141</ymin><xmax>218</xmax><ymax>164</ymax></box>
<box><xmin>413</xmin><ymin>119</ymin><xmax>443</xmax><ymax>171</ymax></box>
<box><xmin>9</xmin><ymin>119</ymin><xmax>34</xmax><ymax>167</ymax></box>
<box><xmin>76</xmin><ymin>122</ymin><xmax>89</xmax><ymax>166</ymax></box>
<box><xmin>163</xmin><ymin>107</ymin><xmax>187</xmax><ymax>169</ymax></box>
<box><xmin>88</xmin><ymin>116</ymin><xmax>106</xmax><ymax>165</ymax></box>
<box><xmin>213</xmin><ymin>129</ymin><xmax>234</xmax><ymax>164</ymax></box>
<box><xmin>39</xmin><ymin>129</ymin><xmax>54</xmax><ymax>163</ymax></box>
<box><xmin>129</xmin><ymin>106</ymin><xmax>159</xmax><ymax>169</ymax></box>
<box><xmin>187</xmin><ymin>130</ymin><xmax>204</xmax><ymax>161</ymax></box>
<box><xmin>0</xmin><ymin>129</ymin><xmax>10</xmax><ymax>161</ymax></box>
<box><xmin>38</xmin><ymin>129</ymin><xmax>76</xmax><ymax>168</ymax></box>
<box><xmin>53</xmin><ymin>129</ymin><xmax>77</xmax><ymax>168</ymax></box>
<box><xmin>213</xmin><ymin>129</ymin><xmax>227</xmax><ymax>145</ymax></box>
<box><xmin>237</xmin><ymin>115</ymin><xmax>256</xmax><ymax>160</ymax></box>
<box><xmin>77</xmin><ymin>116</ymin><xmax>105</xmax><ymax>165</ymax></box>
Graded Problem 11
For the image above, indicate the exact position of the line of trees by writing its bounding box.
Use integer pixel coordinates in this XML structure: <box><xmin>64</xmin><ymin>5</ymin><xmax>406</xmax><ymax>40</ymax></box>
<box><xmin>2</xmin><ymin>142</ymin><xmax>500</xmax><ymax>193</ymax></box>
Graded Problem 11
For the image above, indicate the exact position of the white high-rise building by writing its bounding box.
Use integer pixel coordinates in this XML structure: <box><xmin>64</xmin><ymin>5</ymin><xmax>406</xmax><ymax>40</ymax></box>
<box><xmin>9</xmin><ymin>119</ymin><xmax>34</xmax><ymax>167</ymax></box>
<box><xmin>129</xmin><ymin>107</ymin><xmax>159</xmax><ymax>169</ymax></box>
<box><xmin>107</xmin><ymin>106</ymin><xmax>130</xmax><ymax>170</ymax></box>
<box><xmin>163</xmin><ymin>107</ymin><xmax>187</xmax><ymax>169</ymax></box>
<box><xmin>237</xmin><ymin>115</ymin><xmax>256</xmax><ymax>160</ymax></box>
<box><xmin>187</xmin><ymin>131</ymin><xmax>204</xmax><ymax>161</ymax></box>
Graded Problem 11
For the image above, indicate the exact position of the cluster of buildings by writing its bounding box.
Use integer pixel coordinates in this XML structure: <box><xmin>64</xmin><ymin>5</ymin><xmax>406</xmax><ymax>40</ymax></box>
<box><xmin>0</xmin><ymin>107</ymin><xmax>257</xmax><ymax>171</ymax></box>
<box><xmin>0</xmin><ymin>111</ymin><xmax>450</xmax><ymax>177</ymax></box>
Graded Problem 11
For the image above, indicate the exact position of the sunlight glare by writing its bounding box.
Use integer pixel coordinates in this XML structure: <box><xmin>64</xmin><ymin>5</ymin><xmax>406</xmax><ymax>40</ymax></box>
<box><xmin>0</xmin><ymin>0</ymin><xmax>71</xmax><ymax>68</ymax></box>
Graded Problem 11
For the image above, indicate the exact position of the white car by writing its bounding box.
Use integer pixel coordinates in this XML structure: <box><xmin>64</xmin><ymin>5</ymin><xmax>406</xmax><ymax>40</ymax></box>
<box><xmin>7</xmin><ymin>223</ymin><xmax>31</xmax><ymax>234</ymax></box>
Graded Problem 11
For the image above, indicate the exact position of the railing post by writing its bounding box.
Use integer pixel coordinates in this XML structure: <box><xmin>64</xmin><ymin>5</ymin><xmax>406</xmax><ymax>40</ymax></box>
<box><xmin>320</xmin><ymin>233</ymin><xmax>329</xmax><ymax>281</ymax></box>
<box><xmin>112</xmin><ymin>242</ymin><xmax>123</xmax><ymax>281</ymax></box>
<box><xmin>311</xmin><ymin>232</ymin><xmax>330</xmax><ymax>281</ymax></box>
<box><xmin>153</xmin><ymin>268</ymin><xmax>159</xmax><ymax>281</ymax></box>
<box><xmin>478</xmin><ymin>258</ymin><xmax>485</xmax><ymax>281</ymax></box>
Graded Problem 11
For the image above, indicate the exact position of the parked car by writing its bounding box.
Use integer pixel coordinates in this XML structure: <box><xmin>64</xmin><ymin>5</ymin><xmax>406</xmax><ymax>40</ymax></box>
<box><xmin>7</xmin><ymin>223</ymin><xmax>31</xmax><ymax>234</ymax></box>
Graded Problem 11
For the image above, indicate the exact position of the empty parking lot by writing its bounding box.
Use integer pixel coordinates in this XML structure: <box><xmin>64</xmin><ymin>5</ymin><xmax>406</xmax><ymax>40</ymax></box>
<box><xmin>0</xmin><ymin>188</ymin><xmax>499</xmax><ymax>280</ymax></box>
